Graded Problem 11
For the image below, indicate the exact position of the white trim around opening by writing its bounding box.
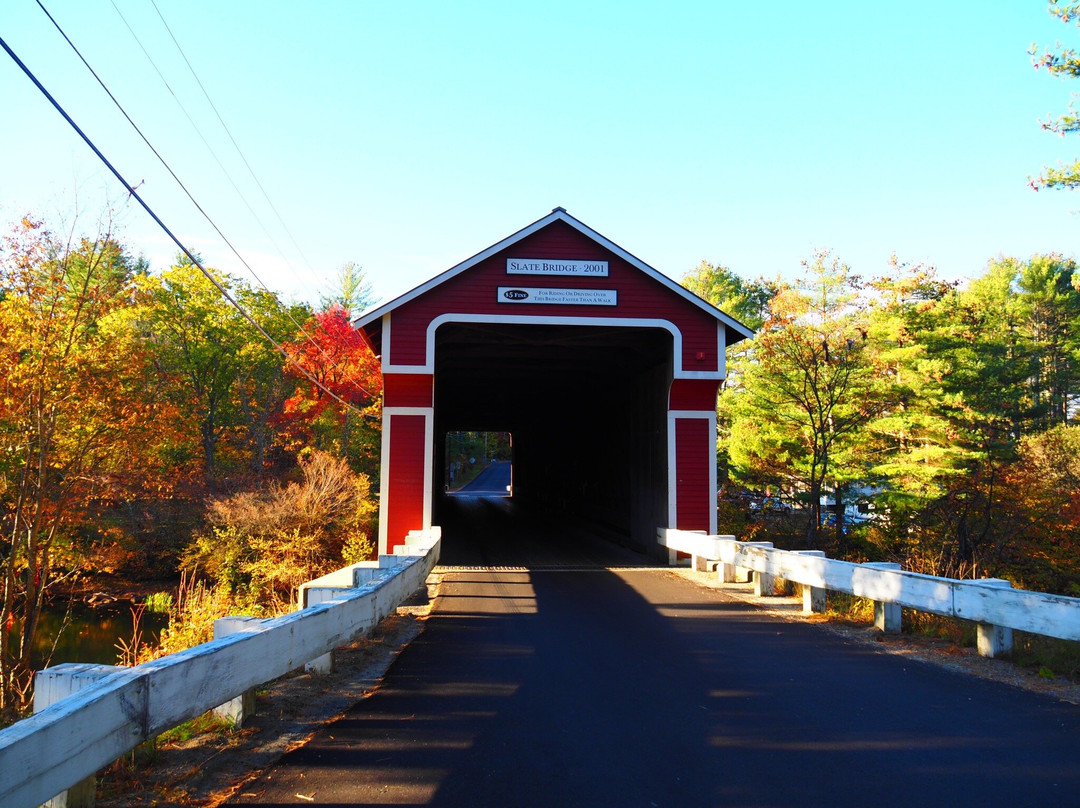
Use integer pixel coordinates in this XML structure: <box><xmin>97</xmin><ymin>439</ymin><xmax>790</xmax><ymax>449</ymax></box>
<box><xmin>666</xmin><ymin>409</ymin><xmax>719</xmax><ymax>538</ymax></box>
<box><xmin>378</xmin><ymin>406</ymin><xmax>434</xmax><ymax>555</ymax></box>
<box><xmin>382</xmin><ymin>312</ymin><xmax>725</xmax><ymax>380</ymax></box>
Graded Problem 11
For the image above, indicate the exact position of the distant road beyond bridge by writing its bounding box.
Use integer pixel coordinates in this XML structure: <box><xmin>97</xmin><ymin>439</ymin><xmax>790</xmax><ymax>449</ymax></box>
<box><xmin>230</xmin><ymin>499</ymin><xmax>1080</xmax><ymax>807</ymax></box>
<box><xmin>451</xmin><ymin>460</ymin><xmax>512</xmax><ymax>496</ymax></box>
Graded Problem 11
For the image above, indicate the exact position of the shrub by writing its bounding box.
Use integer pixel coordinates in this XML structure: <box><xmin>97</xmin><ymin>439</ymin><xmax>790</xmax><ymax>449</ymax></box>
<box><xmin>181</xmin><ymin>450</ymin><xmax>377</xmax><ymax>610</ymax></box>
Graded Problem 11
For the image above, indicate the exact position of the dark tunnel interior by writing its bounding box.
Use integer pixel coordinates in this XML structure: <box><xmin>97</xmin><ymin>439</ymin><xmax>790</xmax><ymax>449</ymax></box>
<box><xmin>431</xmin><ymin>322</ymin><xmax>672</xmax><ymax>555</ymax></box>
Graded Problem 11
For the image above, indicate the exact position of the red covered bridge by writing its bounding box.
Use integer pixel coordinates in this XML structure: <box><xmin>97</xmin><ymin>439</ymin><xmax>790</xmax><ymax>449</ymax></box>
<box><xmin>355</xmin><ymin>208</ymin><xmax>753</xmax><ymax>557</ymax></box>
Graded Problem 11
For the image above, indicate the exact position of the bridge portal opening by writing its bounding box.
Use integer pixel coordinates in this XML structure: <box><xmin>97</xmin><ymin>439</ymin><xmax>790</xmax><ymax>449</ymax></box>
<box><xmin>444</xmin><ymin>430</ymin><xmax>513</xmax><ymax>496</ymax></box>
<box><xmin>432</xmin><ymin>322</ymin><xmax>671</xmax><ymax>554</ymax></box>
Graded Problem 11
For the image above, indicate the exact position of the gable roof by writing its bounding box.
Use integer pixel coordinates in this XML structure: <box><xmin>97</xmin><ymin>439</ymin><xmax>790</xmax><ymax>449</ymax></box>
<box><xmin>354</xmin><ymin>207</ymin><xmax>755</xmax><ymax>344</ymax></box>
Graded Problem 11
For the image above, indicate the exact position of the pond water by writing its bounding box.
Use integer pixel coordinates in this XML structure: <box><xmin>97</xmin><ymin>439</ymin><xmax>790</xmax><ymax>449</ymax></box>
<box><xmin>11</xmin><ymin>603</ymin><xmax>169</xmax><ymax>669</ymax></box>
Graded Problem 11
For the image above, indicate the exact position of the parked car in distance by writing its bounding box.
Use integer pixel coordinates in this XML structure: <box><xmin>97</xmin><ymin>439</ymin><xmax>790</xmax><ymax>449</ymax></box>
<box><xmin>750</xmin><ymin>497</ymin><xmax>792</xmax><ymax>512</ymax></box>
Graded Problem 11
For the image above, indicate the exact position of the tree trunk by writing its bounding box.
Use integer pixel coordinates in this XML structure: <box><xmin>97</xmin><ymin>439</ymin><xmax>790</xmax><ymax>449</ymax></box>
<box><xmin>833</xmin><ymin>482</ymin><xmax>847</xmax><ymax>545</ymax></box>
<box><xmin>201</xmin><ymin>408</ymin><xmax>218</xmax><ymax>484</ymax></box>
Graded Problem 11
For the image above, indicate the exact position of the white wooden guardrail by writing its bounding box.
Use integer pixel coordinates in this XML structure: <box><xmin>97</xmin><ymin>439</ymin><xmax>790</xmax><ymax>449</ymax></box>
<box><xmin>0</xmin><ymin>528</ymin><xmax>441</xmax><ymax>808</ymax></box>
<box><xmin>659</xmin><ymin>528</ymin><xmax>1080</xmax><ymax>660</ymax></box>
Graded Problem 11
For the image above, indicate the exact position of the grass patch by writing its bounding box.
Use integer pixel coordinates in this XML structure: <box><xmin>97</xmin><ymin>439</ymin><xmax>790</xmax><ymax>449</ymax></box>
<box><xmin>157</xmin><ymin>710</ymin><xmax>235</xmax><ymax>744</ymax></box>
<box><xmin>821</xmin><ymin>591</ymin><xmax>981</xmax><ymax>647</ymax></box>
<box><xmin>97</xmin><ymin>711</ymin><xmax>236</xmax><ymax>803</ymax></box>
<box><xmin>122</xmin><ymin>712</ymin><xmax>234</xmax><ymax>769</ymax></box>
<box><xmin>773</xmin><ymin>578</ymin><xmax>798</xmax><ymax>597</ymax></box>
<box><xmin>824</xmin><ymin>591</ymin><xmax>875</xmax><ymax>623</ymax></box>
<box><xmin>144</xmin><ymin>591</ymin><xmax>174</xmax><ymax>614</ymax></box>
<box><xmin>903</xmin><ymin>611</ymin><xmax>977</xmax><ymax>646</ymax></box>
<box><xmin>1012</xmin><ymin>631</ymin><xmax>1080</xmax><ymax>682</ymax></box>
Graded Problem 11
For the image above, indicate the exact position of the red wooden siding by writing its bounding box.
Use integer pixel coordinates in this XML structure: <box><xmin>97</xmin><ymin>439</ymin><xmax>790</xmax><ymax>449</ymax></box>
<box><xmin>385</xmin><ymin>414</ymin><xmax>427</xmax><ymax>552</ymax></box>
<box><xmin>669</xmin><ymin>379</ymin><xmax>722</xmax><ymax>411</ymax></box>
<box><xmin>388</xmin><ymin>220</ymin><xmax>720</xmax><ymax>371</ymax></box>
<box><xmin>675</xmin><ymin>417</ymin><xmax>712</xmax><ymax>531</ymax></box>
<box><xmin>384</xmin><ymin>373</ymin><xmax>434</xmax><ymax>408</ymax></box>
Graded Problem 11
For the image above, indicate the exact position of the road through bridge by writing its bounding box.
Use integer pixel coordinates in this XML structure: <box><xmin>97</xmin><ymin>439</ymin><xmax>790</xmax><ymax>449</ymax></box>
<box><xmin>228</xmin><ymin>498</ymin><xmax>1080</xmax><ymax>807</ymax></box>
<box><xmin>450</xmin><ymin>460</ymin><xmax>512</xmax><ymax>497</ymax></box>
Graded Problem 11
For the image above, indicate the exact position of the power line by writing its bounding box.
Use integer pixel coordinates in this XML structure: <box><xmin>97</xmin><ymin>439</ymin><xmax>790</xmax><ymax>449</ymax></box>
<box><xmin>34</xmin><ymin>0</ymin><xmax>372</xmax><ymax>401</ymax></box>
<box><xmin>104</xmin><ymin>0</ymin><xmax>299</xmax><ymax>277</ymax></box>
<box><xmin>145</xmin><ymin>0</ymin><xmax>321</xmax><ymax>281</ymax></box>
<box><xmin>0</xmin><ymin>32</ymin><xmax>376</xmax><ymax>413</ymax></box>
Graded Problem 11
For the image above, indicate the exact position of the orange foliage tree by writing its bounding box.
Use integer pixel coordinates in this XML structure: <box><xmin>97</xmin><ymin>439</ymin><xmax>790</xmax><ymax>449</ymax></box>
<box><xmin>0</xmin><ymin>216</ymin><xmax>162</xmax><ymax>718</ymax></box>
<box><xmin>994</xmin><ymin>425</ymin><xmax>1080</xmax><ymax>593</ymax></box>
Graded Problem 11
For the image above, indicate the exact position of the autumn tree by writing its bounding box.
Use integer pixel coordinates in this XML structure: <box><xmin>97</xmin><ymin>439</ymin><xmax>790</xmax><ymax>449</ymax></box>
<box><xmin>907</xmin><ymin>256</ymin><xmax>1080</xmax><ymax>573</ymax></box>
<box><xmin>182</xmin><ymin>449</ymin><xmax>378</xmax><ymax>609</ymax></box>
<box><xmin>0</xmin><ymin>216</ymin><xmax>155</xmax><ymax>717</ymax></box>
<box><xmin>125</xmin><ymin>260</ymin><xmax>302</xmax><ymax>482</ymax></box>
<box><xmin>233</xmin><ymin>290</ymin><xmax>312</xmax><ymax>474</ymax></box>
<box><xmin>280</xmin><ymin>305</ymin><xmax>382</xmax><ymax>475</ymax></box>
<box><xmin>681</xmin><ymin>260</ymin><xmax>775</xmax><ymax>331</ymax></box>
<box><xmin>996</xmin><ymin>425</ymin><xmax>1080</xmax><ymax>592</ymax></box>
<box><xmin>700</xmin><ymin>246</ymin><xmax>1080</xmax><ymax>592</ymax></box>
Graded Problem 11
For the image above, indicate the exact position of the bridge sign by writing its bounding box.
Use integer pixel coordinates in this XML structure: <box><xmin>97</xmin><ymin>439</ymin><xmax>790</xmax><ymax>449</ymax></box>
<box><xmin>496</xmin><ymin>287</ymin><xmax>618</xmax><ymax>306</ymax></box>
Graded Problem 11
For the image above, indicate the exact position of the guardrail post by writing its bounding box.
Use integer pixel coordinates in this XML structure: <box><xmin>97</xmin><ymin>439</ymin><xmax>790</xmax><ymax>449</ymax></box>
<box><xmin>735</xmin><ymin>561</ymin><xmax>752</xmax><ymax>583</ymax></box>
<box><xmin>213</xmin><ymin>616</ymin><xmax>263</xmax><ymax>726</ymax></box>
<box><xmin>687</xmin><ymin>530</ymin><xmax>711</xmax><ymax>571</ymax></box>
<box><xmin>972</xmin><ymin>579</ymin><xmax>1014</xmax><ymax>658</ymax></box>
<box><xmin>719</xmin><ymin>560</ymin><xmax>736</xmax><ymax>583</ymax></box>
<box><xmin>862</xmin><ymin>562</ymin><xmax>902</xmax><ymax>633</ymax></box>
<box><xmin>731</xmin><ymin>541</ymin><xmax>774</xmax><ymax>590</ymax></box>
<box><xmin>305</xmin><ymin>651</ymin><xmax>334</xmax><ymax>674</ymax></box>
<box><xmin>754</xmin><ymin>572</ymin><xmax>775</xmax><ymax>597</ymax></box>
<box><xmin>34</xmin><ymin>663</ymin><xmax>127</xmax><ymax>808</ymax></box>
<box><xmin>794</xmin><ymin>551</ymin><xmax>827</xmax><ymax>614</ymax></box>
<box><xmin>713</xmin><ymin>535</ymin><xmax>737</xmax><ymax>582</ymax></box>
<box><xmin>300</xmin><ymin>588</ymin><xmax>338</xmax><ymax>674</ymax></box>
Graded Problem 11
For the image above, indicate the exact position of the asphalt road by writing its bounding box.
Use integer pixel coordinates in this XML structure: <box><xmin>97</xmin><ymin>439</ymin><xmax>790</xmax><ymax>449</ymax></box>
<box><xmin>452</xmin><ymin>461</ymin><xmax>512</xmax><ymax>496</ymax></box>
<box><xmin>230</xmin><ymin>499</ymin><xmax>1080</xmax><ymax>807</ymax></box>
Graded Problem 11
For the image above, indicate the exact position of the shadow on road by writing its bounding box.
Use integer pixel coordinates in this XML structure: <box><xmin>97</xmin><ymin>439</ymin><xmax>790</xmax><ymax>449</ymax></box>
<box><xmin>230</xmin><ymin>496</ymin><xmax>1080</xmax><ymax>807</ymax></box>
<box><xmin>434</xmin><ymin>493</ymin><xmax>652</xmax><ymax>568</ymax></box>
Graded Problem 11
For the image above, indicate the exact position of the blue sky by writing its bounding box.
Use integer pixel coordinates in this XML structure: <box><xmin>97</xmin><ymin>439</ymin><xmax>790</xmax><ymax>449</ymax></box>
<box><xmin>2</xmin><ymin>2</ymin><xmax>1079</xmax><ymax>308</ymax></box>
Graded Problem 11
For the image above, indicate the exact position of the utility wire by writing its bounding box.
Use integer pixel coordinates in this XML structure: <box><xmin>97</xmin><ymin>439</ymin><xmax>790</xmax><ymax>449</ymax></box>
<box><xmin>0</xmin><ymin>33</ymin><xmax>375</xmax><ymax>414</ymax></box>
<box><xmin>104</xmin><ymin>0</ymin><xmax>299</xmax><ymax>279</ymax></box>
<box><xmin>102</xmin><ymin>0</ymin><xmax>371</xmax><ymax>391</ymax></box>
<box><xmin>34</xmin><ymin>0</ymin><xmax>372</xmax><ymax>399</ymax></box>
<box><xmin>145</xmin><ymin>0</ymin><xmax>321</xmax><ymax>280</ymax></box>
